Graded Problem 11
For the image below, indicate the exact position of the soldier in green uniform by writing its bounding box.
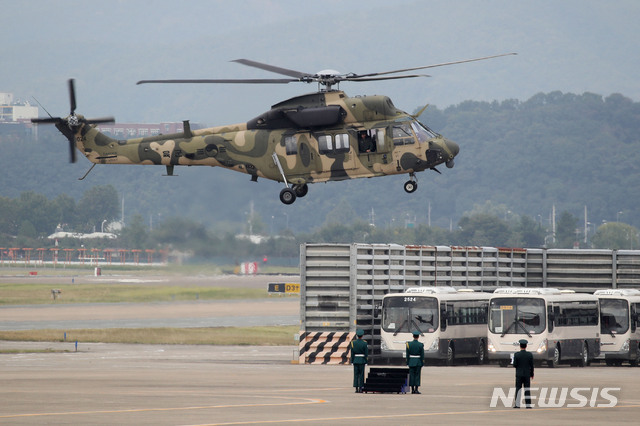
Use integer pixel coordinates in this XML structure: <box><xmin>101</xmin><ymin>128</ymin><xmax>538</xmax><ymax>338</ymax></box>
<box><xmin>350</xmin><ymin>329</ymin><xmax>368</xmax><ymax>393</ymax></box>
<box><xmin>406</xmin><ymin>330</ymin><xmax>425</xmax><ymax>394</ymax></box>
<box><xmin>513</xmin><ymin>339</ymin><xmax>534</xmax><ymax>408</ymax></box>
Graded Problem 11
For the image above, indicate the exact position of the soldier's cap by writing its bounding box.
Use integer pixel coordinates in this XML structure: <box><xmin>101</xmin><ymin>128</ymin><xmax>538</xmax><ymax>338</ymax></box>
<box><xmin>519</xmin><ymin>339</ymin><xmax>528</xmax><ymax>346</ymax></box>
<box><xmin>412</xmin><ymin>330</ymin><xmax>420</xmax><ymax>337</ymax></box>
<box><xmin>356</xmin><ymin>329</ymin><xmax>364</xmax><ymax>336</ymax></box>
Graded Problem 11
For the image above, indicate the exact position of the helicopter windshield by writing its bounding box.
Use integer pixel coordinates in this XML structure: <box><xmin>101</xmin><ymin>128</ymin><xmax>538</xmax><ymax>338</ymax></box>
<box><xmin>411</xmin><ymin>121</ymin><xmax>437</xmax><ymax>143</ymax></box>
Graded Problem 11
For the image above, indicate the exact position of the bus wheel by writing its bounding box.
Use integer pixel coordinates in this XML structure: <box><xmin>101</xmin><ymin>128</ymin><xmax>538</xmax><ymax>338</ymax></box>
<box><xmin>446</xmin><ymin>344</ymin><xmax>455</xmax><ymax>366</ymax></box>
<box><xmin>578</xmin><ymin>342</ymin><xmax>588</xmax><ymax>367</ymax></box>
<box><xmin>548</xmin><ymin>346</ymin><xmax>560</xmax><ymax>368</ymax></box>
<box><xmin>476</xmin><ymin>340</ymin><xmax>486</xmax><ymax>365</ymax></box>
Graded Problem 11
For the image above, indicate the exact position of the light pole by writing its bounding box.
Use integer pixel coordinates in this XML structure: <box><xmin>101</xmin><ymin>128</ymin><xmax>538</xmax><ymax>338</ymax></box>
<box><xmin>101</xmin><ymin>219</ymin><xmax>107</xmax><ymax>233</ymax></box>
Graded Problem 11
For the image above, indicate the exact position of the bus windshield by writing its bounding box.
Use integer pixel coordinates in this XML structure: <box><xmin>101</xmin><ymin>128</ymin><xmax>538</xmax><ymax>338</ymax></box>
<box><xmin>382</xmin><ymin>296</ymin><xmax>438</xmax><ymax>335</ymax></box>
<box><xmin>600</xmin><ymin>298</ymin><xmax>629</xmax><ymax>335</ymax></box>
<box><xmin>489</xmin><ymin>297</ymin><xmax>546</xmax><ymax>335</ymax></box>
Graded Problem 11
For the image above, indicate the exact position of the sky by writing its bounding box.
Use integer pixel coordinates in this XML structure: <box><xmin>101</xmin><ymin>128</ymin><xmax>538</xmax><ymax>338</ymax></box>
<box><xmin>2</xmin><ymin>0</ymin><xmax>639</xmax><ymax>126</ymax></box>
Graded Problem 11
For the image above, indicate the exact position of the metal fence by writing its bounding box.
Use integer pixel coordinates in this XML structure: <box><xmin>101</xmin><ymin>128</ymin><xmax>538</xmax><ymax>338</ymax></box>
<box><xmin>299</xmin><ymin>243</ymin><xmax>640</xmax><ymax>360</ymax></box>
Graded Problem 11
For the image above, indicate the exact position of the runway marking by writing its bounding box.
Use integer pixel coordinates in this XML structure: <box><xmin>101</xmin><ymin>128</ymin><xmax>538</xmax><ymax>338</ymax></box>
<box><xmin>183</xmin><ymin>403</ymin><xmax>640</xmax><ymax>425</ymax></box>
<box><xmin>0</xmin><ymin>396</ymin><xmax>326</xmax><ymax>419</ymax></box>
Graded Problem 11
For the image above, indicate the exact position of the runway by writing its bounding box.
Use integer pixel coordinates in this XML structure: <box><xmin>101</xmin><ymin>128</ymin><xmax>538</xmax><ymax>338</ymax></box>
<box><xmin>0</xmin><ymin>299</ymin><xmax>299</xmax><ymax>330</ymax></box>
<box><xmin>0</xmin><ymin>273</ymin><xmax>299</xmax><ymax>330</ymax></box>
<box><xmin>1</xmin><ymin>342</ymin><xmax>639</xmax><ymax>425</ymax></box>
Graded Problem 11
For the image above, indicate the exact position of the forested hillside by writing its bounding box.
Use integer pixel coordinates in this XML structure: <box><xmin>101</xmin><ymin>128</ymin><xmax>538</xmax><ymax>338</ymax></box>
<box><xmin>1</xmin><ymin>91</ymin><xmax>639</xmax><ymax>238</ymax></box>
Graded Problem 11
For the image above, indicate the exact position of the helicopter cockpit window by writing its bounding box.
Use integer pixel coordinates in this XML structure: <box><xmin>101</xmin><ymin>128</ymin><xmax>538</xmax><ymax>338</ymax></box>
<box><xmin>284</xmin><ymin>135</ymin><xmax>297</xmax><ymax>155</ymax></box>
<box><xmin>392</xmin><ymin>123</ymin><xmax>414</xmax><ymax>145</ymax></box>
<box><xmin>411</xmin><ymin>121</ymin><xmax>436</xmax><ymax>143</ymax></box>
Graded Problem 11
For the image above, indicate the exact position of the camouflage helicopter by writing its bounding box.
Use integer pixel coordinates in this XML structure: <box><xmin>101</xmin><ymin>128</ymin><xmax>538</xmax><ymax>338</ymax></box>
<box><xmin>32</xmin><ymin>53</ymin><xmax>514</xmax><ymax>204</ymax></box>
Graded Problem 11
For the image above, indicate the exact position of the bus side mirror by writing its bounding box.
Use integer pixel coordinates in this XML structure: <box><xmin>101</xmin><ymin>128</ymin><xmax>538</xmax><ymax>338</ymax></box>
<box><xmin>373</xmin><ymin>304</ymin><xmax>380</xmax><ymax>318</ymax></box>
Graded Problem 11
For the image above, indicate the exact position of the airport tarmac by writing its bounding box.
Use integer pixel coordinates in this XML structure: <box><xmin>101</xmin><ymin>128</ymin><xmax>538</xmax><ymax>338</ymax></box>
<box><xmin>1</xmin><ymin>341</ymin><xmax>639</xmax><ymax>425</ymax></box>
<box><xmin>1</xmin><ymin>272</ymin><xmax>639</xmax><ymax>424</ymax></box>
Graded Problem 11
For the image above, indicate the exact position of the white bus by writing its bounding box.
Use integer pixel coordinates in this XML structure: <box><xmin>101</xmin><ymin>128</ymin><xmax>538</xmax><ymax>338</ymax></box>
<box><xmin>595</xmin><ymin>289</ymin><xmax>640</xmax><ymax>366</ymax></box>
<box><xmin>487</xmin><ymin>288</ymin><xmax>600</xmax><ymax>367</ymax></box>
<box><xmin>379</xmin><ymin>287</ymin><xmax>490</xmax><ymax>365</ymax></box>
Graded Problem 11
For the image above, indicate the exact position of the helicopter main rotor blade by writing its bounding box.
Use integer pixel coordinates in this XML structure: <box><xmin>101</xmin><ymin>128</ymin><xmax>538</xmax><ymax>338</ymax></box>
<box><xmin>32</xmin><ymin>117</ymin><xmax>63</xmax><ymax>124</ymax></box>
<box><xmin>85</xmin><ymin>116</ymin><xmax>115</xmax><ymax>124</ymax></box>
<box><xmin>346</xmin><ymin>74</ymin><xmax>430</xmax><ymax>82</ymax></box>
<box><xmin>68</xmin><ymin>139</ymin><xmax>76</xmax><ymax>163</ymax></box>
<box><xmin>137</xmin><ymin>78</ymin><xmax>298</xmax><ymax>85</ymax></box>
<box><xmin>352</xmin><ymin>53</ymin><xmax>517</xmax><ymax>79</ymax></box>
<box><xmin>68</xmin><ymin>79</ymin><xmax>77</xmax><ymax>114</ymax></box>
<box><xmin>231</xmin><ymin>59</ymin><xmax>312</xmax><ymax>79</ymax></box>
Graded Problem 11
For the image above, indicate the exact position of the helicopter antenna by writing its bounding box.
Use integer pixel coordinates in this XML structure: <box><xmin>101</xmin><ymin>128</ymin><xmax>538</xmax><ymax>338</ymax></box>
<box><xmin>31</xmin><ymin>96</ymin><xmax>54</xmax><ymax>119</ymax></box>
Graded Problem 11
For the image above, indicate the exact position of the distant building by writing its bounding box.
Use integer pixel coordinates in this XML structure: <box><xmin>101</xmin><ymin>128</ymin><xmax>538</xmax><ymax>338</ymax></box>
<box><xmin>0</xmin><ymin>92</ymin><xmax>38</xmax><ymax>122</ymax></box>
<box><xmin>0</xmin><ymin>93</ymin><xmax>38</xmax><ymax>139</ymax></box>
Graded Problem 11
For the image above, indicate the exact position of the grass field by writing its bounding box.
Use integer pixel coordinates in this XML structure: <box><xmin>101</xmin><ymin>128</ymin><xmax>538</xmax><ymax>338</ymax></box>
<box><xmin>0</xmin><ymin>282</ymin><xmax>274</xmax><ymax>305</ymax></box>
<box><xmin>0</xmin><ymin>325</ymin><xmax>299</xmax><ymax>347</ymax></box>
<box><xmin>0</xmin><ymin>266</ymin><xmax>300</xmax><ymax>347</ymax></box>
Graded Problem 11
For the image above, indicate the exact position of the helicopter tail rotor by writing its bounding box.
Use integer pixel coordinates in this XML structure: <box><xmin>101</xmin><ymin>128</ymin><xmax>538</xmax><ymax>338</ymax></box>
<box><xmin>31</xmin><ymin>79</ymin><xmax>115</xmax><ymax>162</ymax></box>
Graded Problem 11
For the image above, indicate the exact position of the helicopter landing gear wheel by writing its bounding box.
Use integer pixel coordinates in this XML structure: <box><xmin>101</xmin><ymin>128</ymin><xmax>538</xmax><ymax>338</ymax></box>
<box><xmin>293</xmin><ymin>183</ymin><xmax>308</xmax><ymax>198</ymax></box>
<box><xmin>279</xmin><ymin>188</ymin><xmax>296</xmax><ymax>205</ymax></box>
<box><xmin>404</xmin><ymin>172</ymin><xmax>418</xmax><ymax>193</ymax></box>
<box><xmin>404</xmin><ymin>180</ymin><xmax>418</xmax><ymax>193</ymax></box>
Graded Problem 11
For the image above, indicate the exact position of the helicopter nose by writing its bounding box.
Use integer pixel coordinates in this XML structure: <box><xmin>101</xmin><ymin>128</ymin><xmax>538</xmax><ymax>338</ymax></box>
<box><xmin>445</xmin><ymin>138</ymin><xmax>460</xmax><ymax>158</ymax></box>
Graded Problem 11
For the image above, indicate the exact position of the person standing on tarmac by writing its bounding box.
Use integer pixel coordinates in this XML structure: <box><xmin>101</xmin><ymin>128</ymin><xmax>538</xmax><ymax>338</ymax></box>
<box><xmin>406</xmin><ymin>330</ymin><xmax>425</xmax><ymax>394</ymax></box>
<box><xmin>351</xmin><ymin>329</ymin><xmax>368</xmax><ymax>393</ymax></box>
<box><xmin>513</xmin><ymin>339</ymin><xmax>534</xmax><ymax>408</ymax></box>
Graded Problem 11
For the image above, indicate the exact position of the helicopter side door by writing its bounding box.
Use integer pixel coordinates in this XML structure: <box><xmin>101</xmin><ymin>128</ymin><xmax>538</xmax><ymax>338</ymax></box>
<box><xmin>279</xmin><ymin>132</ymin><xmax>321</xmax><ymax>183</ymax></box>
<box><xmin>355</xmin><ymin>128</ymin><xmax>391</xmax><ymax>173</ymax></box>
<box><xmin>312</xmin><ymin>131</ymin><xmax>357</xmax><ymax>180</ymax></box>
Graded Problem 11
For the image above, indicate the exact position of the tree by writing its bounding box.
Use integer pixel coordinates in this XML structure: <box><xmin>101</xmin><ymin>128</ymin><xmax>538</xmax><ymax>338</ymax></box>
<box><xmin>511</xmin><ymin>215</ymin><xmax>545</xmax><ymax>248</ymax></box>
<box><xmin>457</xmin><ymin>213</ymin><xmax>511</xmax><ymax>247</ymax></box>
<box><xmin>76</xmin><ymin>185</ymin><xmax>120</xmax><ymax>232</ymax></box>
<box><xmin>555</xmin><ymin>211</ymin><xmax>579</xmax><ymax>248</ymax></box>
<box><xmin>17</xmin><ymin>191</ymin><xmax>59</xmax><ymax>236</ymax></box>
<box><xmin>121</xmin><ymin>214</ymin><xmax>148</xmax><ymax>249</ymax></box>
<box><xmin>0</xmin><ymin>196</ymin><xmax>18</xmax><ymax>237</ymax></box>
<box><xmin>592</xmin><ymin>222</ymin><xmax>640</xmax><ymax>250</ymax></box>
<box><xmin>52</xmin><ymin>193</ymin><xmax>77</xmax><ymax>228</ymax></box>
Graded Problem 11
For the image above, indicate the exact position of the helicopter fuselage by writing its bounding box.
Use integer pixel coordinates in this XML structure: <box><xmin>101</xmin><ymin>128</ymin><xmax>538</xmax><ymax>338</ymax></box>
<box><xmin>70</xmin><ymin>90</ymin><xmax>459</xmax><ymax>203</ymax></box>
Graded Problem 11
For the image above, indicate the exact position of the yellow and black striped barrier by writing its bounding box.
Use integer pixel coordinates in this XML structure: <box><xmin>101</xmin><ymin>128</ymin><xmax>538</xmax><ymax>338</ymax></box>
<box><xmin>298</xmin><ymin>331</ymin><xmax>355</xmax><ymax>364</ymax></box>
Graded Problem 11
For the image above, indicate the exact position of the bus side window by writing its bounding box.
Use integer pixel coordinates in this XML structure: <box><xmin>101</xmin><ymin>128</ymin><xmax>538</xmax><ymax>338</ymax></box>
<box><xmin>632</xmin><ymin>304</ymin><xmax>639</xmax><ymax>333</ymax></box>
<box><xmin>440</xmin><ymin>302</ymin><xmax>447</xmax><ymax>331</ymax></box>
<box><xmin>548</xmin><ymin>304</ymin><xmax>555</xmax><ymax>332</ymax></box>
